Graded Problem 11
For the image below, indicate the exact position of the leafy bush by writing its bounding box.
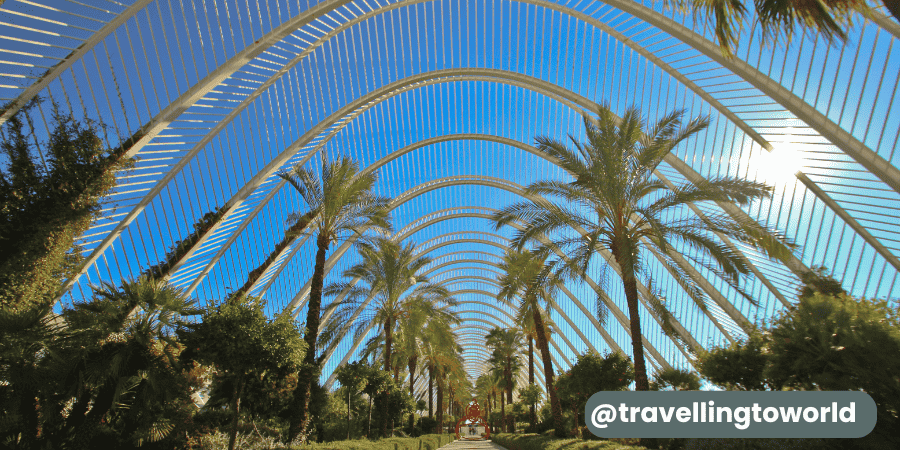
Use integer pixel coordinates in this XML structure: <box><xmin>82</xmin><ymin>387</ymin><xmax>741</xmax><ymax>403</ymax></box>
<box><xmin>491</xmin><ymin>433</ymin><xmax>645</xmax><ymax>450</ymax></box>
<box><xmin>188</xmin><ymin>432</ymin><xmax>452</xmax><ymax>450</ymax></box>
<box><xmin>650</xmin><ymin>367</ymin><xmax>701</xmax><ymax>391</ymax></box>
<box><xmin>697</xmin><ymin>268</ymin><xmax>900</xmax><ymax>448</ymax></box>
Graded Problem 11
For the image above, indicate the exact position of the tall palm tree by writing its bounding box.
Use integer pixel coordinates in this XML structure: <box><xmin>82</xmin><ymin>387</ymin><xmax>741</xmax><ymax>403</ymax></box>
<box><xmin>279</xmin><ymin>156</ymin><xmax>392</xmax><ymax>442</ymax></box>
<box><xmin>669</xmin><ymin>0</ymin><xmax>896</xmax><ymax>55</ymax></box>
<box><xmin>486</xmin><ymin>327</ymin><xmax>523</xmax><ymax>433</ymax></box>
<box><xmin>495</xmin><ymin>249</ymin><xmax>567</xmax><ymax>436</ymax></box>
<box><xmin>494</xmin><ymin>103</ymin><xmax>795</xmax><ymax>392</ymax></box>
<box><xmin>322</xmin><ymin>237</ymin><xmax>454</xmax><ymax>437</ymax></box>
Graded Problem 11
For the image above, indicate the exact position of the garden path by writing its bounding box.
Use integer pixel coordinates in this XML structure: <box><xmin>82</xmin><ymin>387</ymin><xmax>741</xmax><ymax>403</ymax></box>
<box><xmin>437</xmin><ymin>439</ymin><xmax>508</xmax><ymax>450</ymax></box>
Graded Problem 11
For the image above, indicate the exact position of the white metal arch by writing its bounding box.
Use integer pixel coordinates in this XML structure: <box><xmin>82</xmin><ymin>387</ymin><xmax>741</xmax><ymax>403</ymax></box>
<box><xmin>157</xmin><ymin>70</ymin><xmax>815</xmax><ymax>327</ymax></box>
<box><xmin>51</xmin><ymin>0</ymin><xmax>895</xmax><ymax>300</ymax></box>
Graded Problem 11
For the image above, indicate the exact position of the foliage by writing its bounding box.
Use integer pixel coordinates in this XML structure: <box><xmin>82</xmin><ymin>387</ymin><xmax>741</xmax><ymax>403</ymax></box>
<box><xmin>0</xmin><ymin>102</ymin><xmax>133</xmax><ymax>311</ymax></box>
<box><xmin>179</xmin><ymin>294</ymin><xmax>306</xmax><ymax>450</ymax></box>
<box><xmin>0</xmin><ymin>277</ymin><xmax>202</xmax><ymax>449</ymax></box>
<box><xmin>179</xmin><ymin>295</ymin><xmax>305</xmax><ymax>382</ymax></box>
<box><xmin>144</xmin><ymin>207</ymin><xmax>225</xmax><ymax>279</ymax></box>
<box><xmin>191</xmin><ymin>432</ymin><xmax>451</xmax><ymax>450</ymax></box>
<box><xmin>328</xmin><ymin>361</ymin><xmax>385</xmax><ymax>440</ymax></box>
<box><xmin>696</xmin><ymin>329</ymin><xmax>773</xmax><ymax>391</ymax></box>
<box><xmin>368</xmin><ymin>378</ymin><xmax>416</xmax><ymax>438</ymax></box>
<box><xmin>491</xmin><ymin>433</ymin><xmax>646</xmax><ymax>450</ymax></box>
<box><xmin>518</xmin><ymin>385</ymin><xmax>543</xmax><ymax>412</ymax></box>
<box><xmin>663</xmin><ymin>0</ymin><xmax>887</xmax><ymax>55</ymax></box>
<box><xmin>649</xmin><ymin>367</ymin><xmax>701</xmax><ymax>391</ymax></box>
<box><xmin>315</xmin><ymin>386</ymin><xmax>368</xmax><ymax>442</ymax></box>
<box><xmin>697</xmin><ymin>269</ymin><xmax>900</xmax><ymax>447</ymax></box>
<box><xmin>556</xmin><ymin>350</ymin><xmax>634</xmax><ymax>432</ymax></box>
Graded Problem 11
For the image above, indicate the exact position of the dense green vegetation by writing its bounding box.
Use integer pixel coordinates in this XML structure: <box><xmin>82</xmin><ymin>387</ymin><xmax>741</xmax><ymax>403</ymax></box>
<box><xmin>491</xmin><ymin>433</ymin><xmax>645</xmax><ymax>450</ymax></box>
<box><xmin>697</xmin><ymin>268</ymin><xmax>900</xmax><ymax>448</ymax></box>
<box><xmin>0</xmin><ymin>101</ymin><xmax>133</xmax><ymax>311</ymax></box>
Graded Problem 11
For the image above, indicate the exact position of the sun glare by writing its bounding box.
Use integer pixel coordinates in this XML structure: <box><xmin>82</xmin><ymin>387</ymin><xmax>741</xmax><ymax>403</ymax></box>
<box><xmin>756</xmin><ymin>139</ymin><xmax>804</xmax><ymax>186</ymax></box>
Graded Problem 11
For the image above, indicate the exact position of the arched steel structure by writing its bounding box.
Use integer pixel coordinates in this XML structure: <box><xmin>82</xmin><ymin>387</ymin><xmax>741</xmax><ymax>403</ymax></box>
<box><xmin>4</xmin><ymin>0</ymin><xmax>898</xmax><ymax>387</ymax></box>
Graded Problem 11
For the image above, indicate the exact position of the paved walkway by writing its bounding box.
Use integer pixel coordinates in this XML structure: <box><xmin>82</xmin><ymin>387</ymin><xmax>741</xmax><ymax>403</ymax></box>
<box><xmin>437</xmin><ymin>439</ymin><xmax>507</xmax><ymax>450</ymax></box>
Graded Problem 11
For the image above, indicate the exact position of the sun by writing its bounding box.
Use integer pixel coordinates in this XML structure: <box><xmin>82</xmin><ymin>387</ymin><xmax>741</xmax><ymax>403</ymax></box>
<box><xmin>756</xmin><ymin>134</ymin><xmax>805</xmax><ymax>186</ymax></box>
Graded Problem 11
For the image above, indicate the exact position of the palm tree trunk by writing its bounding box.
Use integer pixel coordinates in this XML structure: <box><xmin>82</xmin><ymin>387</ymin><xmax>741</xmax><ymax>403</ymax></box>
<box><xmin>228</xmin><ymin>374</ymin><xmax>246</xmax><ymax>450</ymax></box>
<box><xmin>408</xmin><ymin>355</ymin><xmax>417</xmax><ymax>430</ymax></box>
<box><xmin>505</xmin><ymin>356</ymin><xmax>514</xmax><ymax>433</ymax></box>
<box><xmin>532</xmin><ymin>307</ymin><xmax>566</xmax><ymax>438</ymax></box>
<box><xmin>528</xmin><ymin>335</ymin><xmax>535</xmax><ymax>426</ymax></box>
<box><xmin>16</xmin><ymin>385</ymin><xmax>39</xmax><ymax>448</ymax></box>
<box><xmin>288</xmin><ymin>233</ymin><xmax>329</xmax><ymax>442</ymax></box>
<box><xmin>492</xmin><ymin>391</ymin><xmax>497</xmax><ymax>430</ymax></box>
<box><xmin>72</xmin><ymin>376</ymin><xmax>119</xmax><ymax>447</ymax></box>
<box><xmin>618</xmin><ymin>268</ymin><xmax>649</xmax><ymax>391</ymax></box>
<box><xmin>500</xmin><ymin>391</ymin><xmax>506</xmax><ymax>433</ymax></box>
<box><xmin>381</xmin><ymin>316</ymin><xmax>393</xmax><ymax>438</ymax></box>
<box><xmin>435</xmin><ymin>374</ymin><xmax>444</xmax><ymax>434</ymax></box>
<box><xmin>428</xmin><ymin>364</ymin><xmax>434</xmax><ymax>418</ymax></box>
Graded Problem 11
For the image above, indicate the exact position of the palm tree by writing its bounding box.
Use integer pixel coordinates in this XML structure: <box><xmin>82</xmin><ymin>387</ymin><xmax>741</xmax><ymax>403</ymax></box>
<box><xmin>495</xmin><ymin>249</ymin><xmax>567</xmax><ymax>436</ymax></box>
<box><xmin>474</xmin><ymin>373</ymin><xmax>493</xmax><ymax>416</ymax></box>
<box><xmin>419</xmin><ymin>321</ymin><xmax>459</xmax><ymax>421</ymax></box>
<box><xmin>279</xmin><ymin>155</ymin><xmax>392</xmax><ymax>442</ymax></box>
<box><xmin>394</xmin><ymin>302</ymin><xmax>461</xmax><ymax>429</ymax></box>
<box><xmin>494</xmin><ymin>103</ymin><xmax>795</xmax><ymax>393</ymax></box>
<box><xmin>486</xmin><ymin>327</ymin><xmax>523</xmax><ymax>433</ymax></box>
<box><xmin>63</xmin><ymin>277</ymin><xmax>200</xmax><ymax>447</ymax></box>
<box><xmin>518</xmin><ymin>306</ymin><xmax>553</xmax><ymax>426</ymax></box>
<box><xmin>668</xmin><ymin>0</ymin><xmax>896</xmax><ymax>55</ymax></box>
<box><xmin>322</xmin><ymin>237</ymin><xmax>454</xmax><ymax>437</ymax></box>
<box><xmin>429</xmin><ymin>340</ymin><xmax>464</xmax><ymax>434</ymax></box>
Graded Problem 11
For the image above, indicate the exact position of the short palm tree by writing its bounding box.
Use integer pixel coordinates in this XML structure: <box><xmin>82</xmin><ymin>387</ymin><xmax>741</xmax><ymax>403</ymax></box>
<box><xmin>394</xmin><ymin>301</ymin><xmax>460</xmax><ymax>429</ymax></box>
<box><xmin>279</xmin><ymin>155</ymin><xmax>392</xmax><ymax>442</ymax></box>
<box><xmin>430</xmin><ymin>341</ymin><xmax>464</xmax><ymax>433</ymax></box>
<box><xmin>518</xmin><ymin>304</ymin><xmax>553</xmax><ymax>425</ymax></box>
<box><xmin>494</xmin><ymin>103</ymin><xmax>796</xmax><ymax>392</ymax></box>
<box><xmin>495</xmin><ymin>249</ymin><xmax>567</xmax><ymax>436</ymax></box>
<box><xmin>420</xmin><ymin>320</ymin><xmax>458</xmax><ymax>420</ymax></box>
<box><xmin>486</xmin><ymin>327</ymin><xmax>523</xmax><ymax>433</ymax></box>
<box><xmin>63</xmin><ymin>277</ymin><xmax>200</xmax><ymax>447</ymax></box>
<box><xmin>669</xmin><ymin>0</ymin><xmax>895</xmax><ymax>55</ymax></box>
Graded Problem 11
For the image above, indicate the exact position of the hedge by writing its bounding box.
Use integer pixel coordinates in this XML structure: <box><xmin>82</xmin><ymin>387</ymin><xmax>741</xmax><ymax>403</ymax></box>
<box><xmin>490</xmin><ymin>433</ymin><xmax>646</xmax><ymax>450</ymax></box>
<box><xmin>194</xmin><ymin>432</ymin><xmax>454</xmax><ymax>450</ymax></box>
<box><xmin>294</xmin><ymin>433</ymin><xmax>452</xmax><ymax>450</ymax></box>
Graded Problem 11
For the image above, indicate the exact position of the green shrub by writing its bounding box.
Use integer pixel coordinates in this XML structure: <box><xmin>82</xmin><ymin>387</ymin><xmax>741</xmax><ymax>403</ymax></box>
<box><xmin>293</xmin><ymin>433</ymin><xmax>450</xmax><ymax>450</ymax></box>
<box><xmin>491</xmin><ymin>433</ymin><xmax>645</xmax><ymax>450</ymax></box>
<box><xmin>187</xmin><ymin>432</ymin><xmax>453</xmax><ymax>450</ymax></box>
